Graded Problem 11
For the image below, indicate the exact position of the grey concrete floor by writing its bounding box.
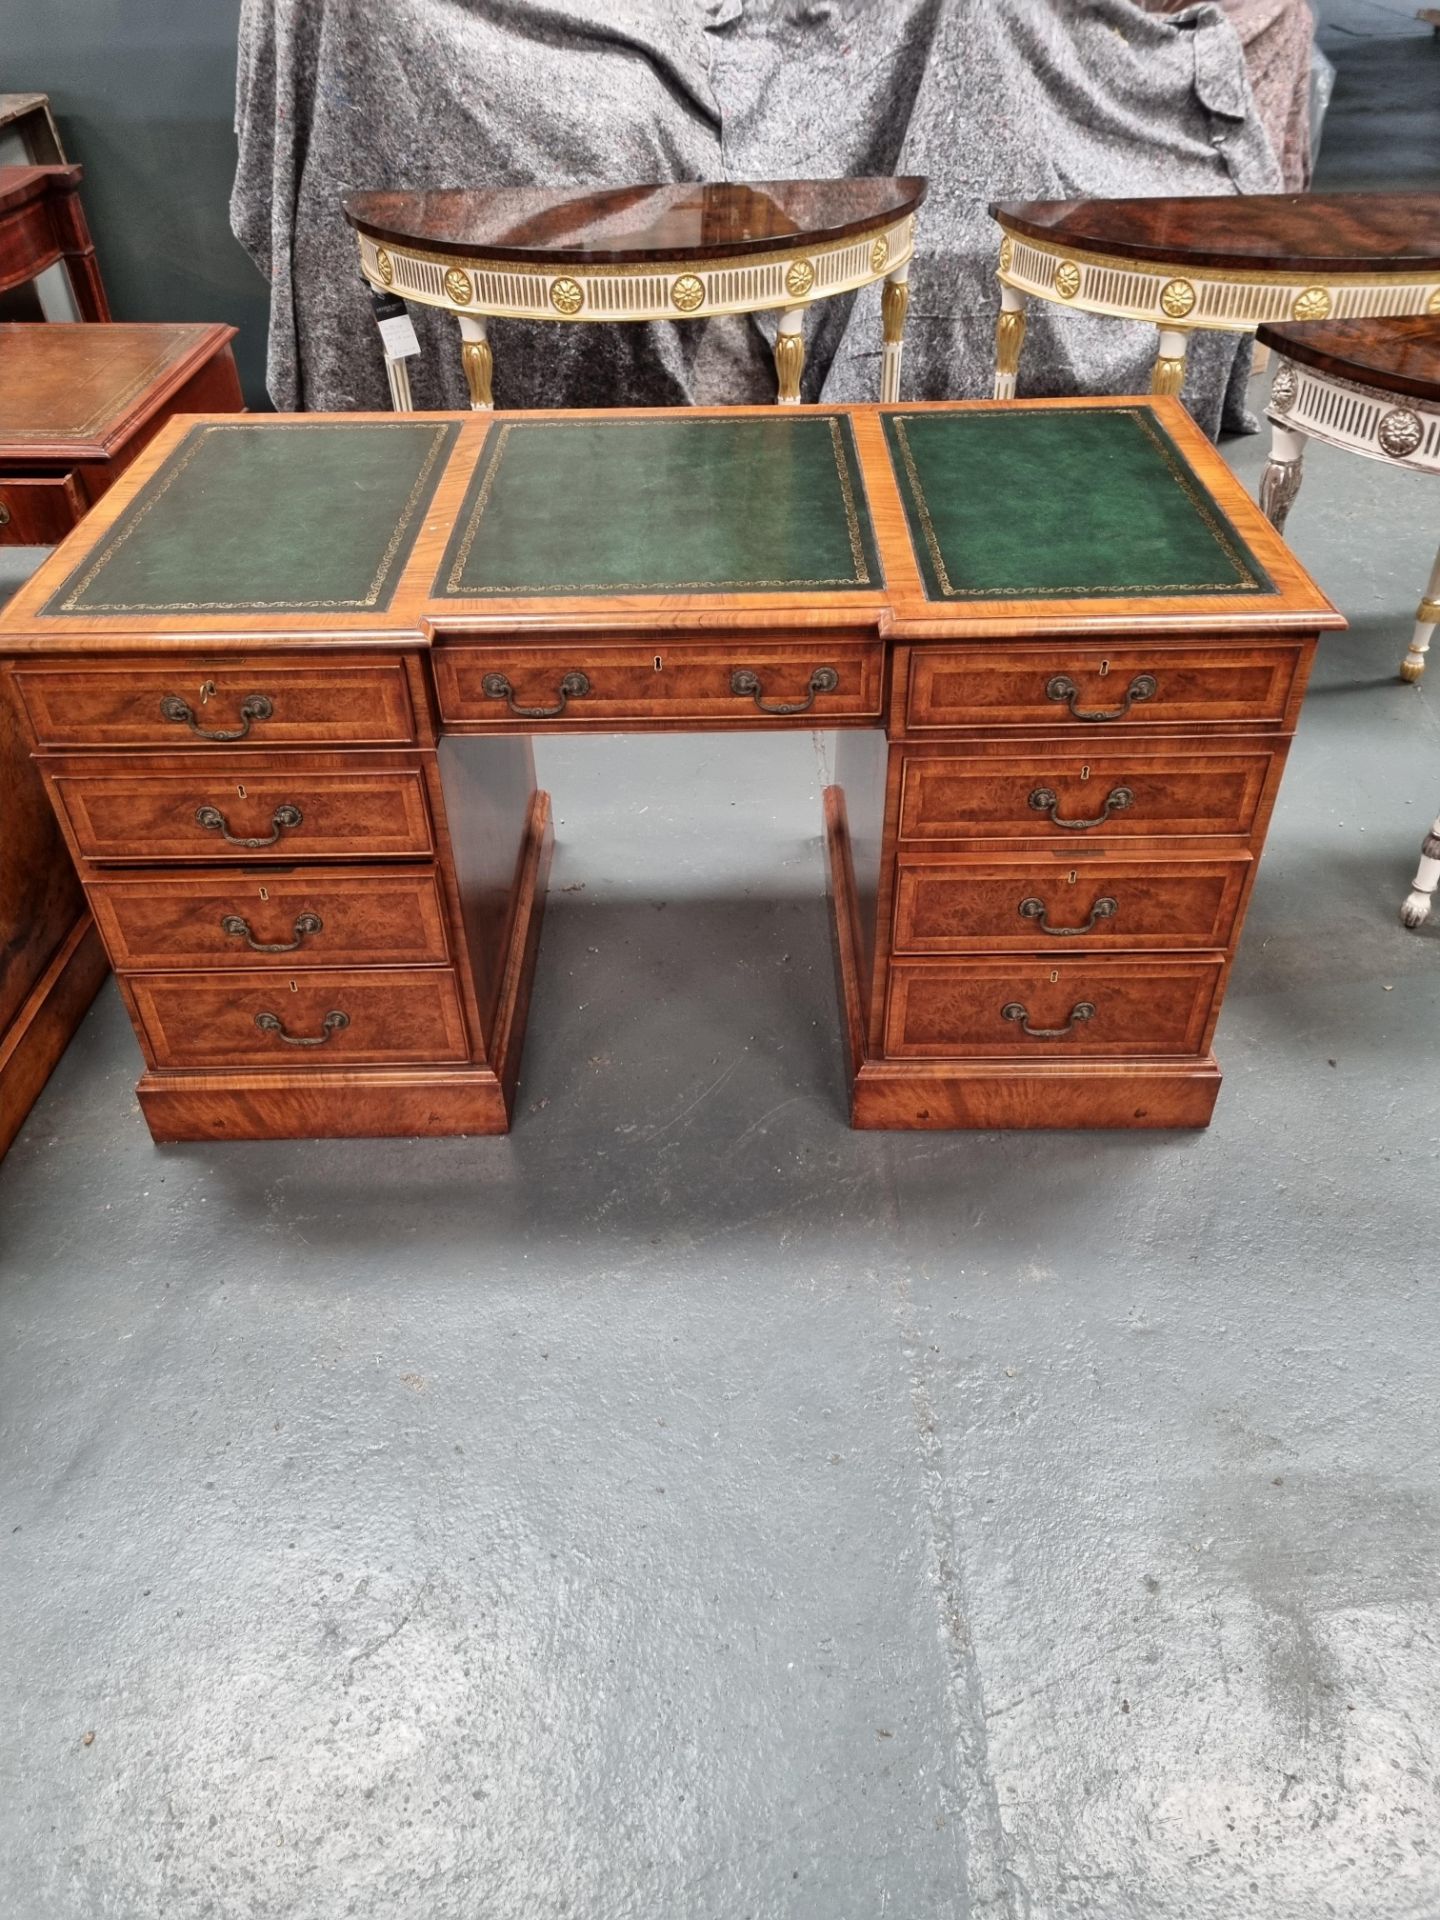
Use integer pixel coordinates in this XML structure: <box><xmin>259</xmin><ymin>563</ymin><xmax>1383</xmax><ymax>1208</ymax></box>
<box><xmin>5</xmin><ymin>22</ymin><xmax>1440</xmax><ymax>1920</ymax></box>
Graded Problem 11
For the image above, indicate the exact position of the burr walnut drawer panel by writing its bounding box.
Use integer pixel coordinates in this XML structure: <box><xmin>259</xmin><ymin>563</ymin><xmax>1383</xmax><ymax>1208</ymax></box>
<box><xmin>47</xmin><ymin>757</ymin><xmax>435</xmax><ymax>864</ymax></box>
<box><xmin>896</xmin><ymin>747</ymin><xmax>1280</xmax><ymax>843</ymax></box>
<box><xmin>13</xmin><ymin>657</ymin><xmax>418</xmax><ymax>748</ymax></box>
<box><xmin>883</xmin><ymin>958</ymin><xmax>1224</xmax><ymax>1060</ymax></box>
<box><xmin>891</xmin><ymin>855</ymin><xmax>1251</xmax><ymax>954</ymax></box>
<box><xmin>127</xmin><ymin>969</ymin><xmax>471</xmax><ymax>1069</ymax></box>
<box><xmin>433</xmin><ymin>638</ymin><xmax>884</xmax><ymax>728</ymax></box>
<box><xmin>88</xmin><ymin>868</ymin><xmax>452</xmax><ymax>971</ymax></box>
<box><xmin>0</xmin><ymin>471</ymin><xmax>86</xmax><ymax>545</ymax></box>
<box><xmin>899</xmin><ymin>645</ymin><xmax>1305</xmax><ymax>733</ymax></box>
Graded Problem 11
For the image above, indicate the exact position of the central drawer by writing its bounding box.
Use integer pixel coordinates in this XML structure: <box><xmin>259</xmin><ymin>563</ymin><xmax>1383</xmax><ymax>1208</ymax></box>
<box><xmin>434</xmin><ymin>637</ymin><xmax>884</xmax><ymax>728</ymax></box>
<box><xmin>127</xmin><ymin>968</ymin><xmax>472</xmax><ymax>1068</ymax></box>
<box><xmin>0</xmin><ymin>471</ymin><xmax>86</xmax><ymax>546</ymax></box>
<box><xmin>48</xmin><ymin>757</ymin><xmax>435</xmax><ymax>863</ymax></box>
<box><xmin>897</xmin><ymin>747</ymin><xmax>1279</xmax><ymax>842</ymax></box>
<box><xmin>884</xmin><ymin>957</ymin><xmax>1224</xmax><ymax>1059</ymax></box>
<box><xmin>88</xmin><ymin>867</ymin><xmax>452</xmax><ymax>970</ymax></box>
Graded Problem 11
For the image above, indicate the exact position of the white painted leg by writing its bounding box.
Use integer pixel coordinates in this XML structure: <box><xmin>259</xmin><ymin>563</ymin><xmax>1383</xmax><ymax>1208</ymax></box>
<box><xmin>383</xmin><ymin>354</ymin><xmax>414</xmax><ymax>412</ymax></box>
<box><xmin>774</xmin><ymin>306</ymin><xmax>805</xmax><ymax>405</ymax></box>
<box><xmin>993</xmin><ymin>283</ymin><xmax>1026</xmax><ymax>401</ymax></box>
<box><xmin>1400</xmin><ymin>542</ymin><xmax>1440</xmax><ymax>682</ymax></box>
<box><xmin>1151</xmin><ymin>327</ymin><xmax>1190</xmax><ymax>398</ymax></box>
<box><xmin>458</xmin><ymin>313</ymin><xmax>493</xmax><ymax>411</ymax></box>
<box><xmin>1259</xmin><ymin>422</ymin><xmax>1307</xmax><ymax>533</ymax></box>
<box><xmin>1401</xmin><ymin>814</ymin><xmax>1440</xmax><ymax>927</ymax></box>
<box><xmin>880</xmin><ymin>263</ymin><xmax>910</xmax><ymax>402</ymax></box>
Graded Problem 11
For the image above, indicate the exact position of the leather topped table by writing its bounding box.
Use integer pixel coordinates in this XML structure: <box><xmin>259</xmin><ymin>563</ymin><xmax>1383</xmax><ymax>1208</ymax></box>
<box><xmin>1256</xmin><ymin>315</ymin><xmax>1440</xmax><ymax>682</ymax></box>
<box><xmin>0</xmin><ymin>397</ymin><xmax>1338</xmax><ymax>1143</ymax></box>
<box><xmin>988</xmin><ymin>191</ymin><xmax>1440</xmax><ymax>401</ymax></box>
<box><xmin>344</xmin><ymin>178</ymin><xmax>925</xmax><ymax>409</ymax></box>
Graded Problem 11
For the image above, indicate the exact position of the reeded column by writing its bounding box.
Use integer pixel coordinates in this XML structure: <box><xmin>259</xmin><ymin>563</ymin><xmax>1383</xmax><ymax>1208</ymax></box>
<box><xmin>880</xmin><ymin>263</ymin><xmax>910</xmax><ymax>402</ymax></box>
<box><xmin>774</xmin><ymin>307</ymin><xmax>805</xmax><ymax>405</ymax></box>
<box><xmin>458</xmin><ymin>314</ymin><xmax>493</xmax><ymax>411</ymax></box>
<box><xmin>1401</xmin><ymin>542</ymin><xmax>1440</xmax><ymax>683</ymax></box>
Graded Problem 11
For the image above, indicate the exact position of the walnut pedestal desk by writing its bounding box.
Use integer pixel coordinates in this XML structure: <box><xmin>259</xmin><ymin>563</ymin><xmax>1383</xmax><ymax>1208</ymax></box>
<box><xmin>0</xmin><ymin>399</ymin><xmax>1338</xmax><ymax>1143</ymax></box>
<box><xmin>989</xmin><ymin>192</ymin><xmax>1440</xmax><ymax>401</ymax></box>
<box><xmin>343</xmin><ymin>179</ymin><xmax>924</xmax><ymax>409</ymax></box>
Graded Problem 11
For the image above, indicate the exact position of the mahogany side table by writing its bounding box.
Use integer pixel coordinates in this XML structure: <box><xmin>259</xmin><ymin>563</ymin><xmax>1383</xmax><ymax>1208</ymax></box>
<box><xmin>0</xmin><ymin>320</ymin><xmax>242</xmax><ymax>1160</ymax></box>
<box><xmin>344</xmin><ymin>178</ymin><xmax>925</xmax><ymax>409</ymax></box>
<box><xmin>988</xmin><ymin>192</ymin><xmax>1440</xmax><ymax>402</ymax></box>
<box><xmin>0</xmin><ymin>163</ymin><xmax>109</xmax><ymax>322</ymax></box>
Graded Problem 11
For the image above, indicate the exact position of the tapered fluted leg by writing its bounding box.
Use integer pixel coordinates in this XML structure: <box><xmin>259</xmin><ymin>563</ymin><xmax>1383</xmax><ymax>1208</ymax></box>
<box><xmin>1402</xmin><ymin>814</ymin><xmax>1440</xmax><ymax>927</ymax></box>
<box><xmin>383</xmin><ymin>355</ymin><xmax>414</xmax><ymax>412</ymax></box>
<box><xmin>1401</xmin><ymin>542</ymin><xmax>1440</xmax><ymax>682</ymax></box>
<box><xmin>1151</xmin><ymin>326</ymin><xmax>1190</xmax><ymax>397</ymax></box>
<box><xmin>881</xmin><ymin>265</ymin><xmax>910</xmax><ymax>402</ymax></box>
<box><xmin>1259</xmin><ymin>422</ymin><xmax>1307</xmax><ymax>533</ymax></box>
<box><xmin>458</xmin><ymin>314</ymin><xmax>493</xmax><ymax>410</ymax></box>
<box><xmin>774</xmin><ymin>307</ymin><xmax>805</xmax><ymax>404</ymax></box>
<box><xmin>993</xmin><ymin>283</ymin><xmax>1026</xmax><ymax>400</ymax></box>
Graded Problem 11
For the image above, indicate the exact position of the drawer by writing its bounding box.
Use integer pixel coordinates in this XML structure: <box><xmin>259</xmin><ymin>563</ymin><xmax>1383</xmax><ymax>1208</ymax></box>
<box><xmin>127</xmin><ymin>968</ymin><xmax>471</xmax><ymax>1068</ymax></box>
<box><xmin>896</xmin><ymin>748</ymin><xmax>1278</xmax><ymax>842</ymax></box>
<box><xmin>884</xmin><ymin>958</ymin><xmax>1223</xmax><ymax>1060</ymax></box>
<box><xmin>892</xmin><ymin>856</ymin><xmax>1251</xmax><ymax>954</ymax></box>
<box><xmin>48</xmin><ymin>758</ymin><xmax>434</xmax><ymax>863</ymax></box>
<box><xmin>900</xmin><ymin>644</ymin><xmax>1305</xmax><ymax>733</ymax></box>
<box><xmin>434</xmin><ymin>637</ymin><xmax>883</xmax><ymax>728</ymax></box>
<box><xmin>88</xmin><ymin>867</ymin><xmax>452</xmax><ymax>970</ymax></box>
<box><xmin>14</xmin><ymin>658</ymin><xmax>418</xmax><ymax>748</ymax></box>
<box><xmin>0</xmin><ymin>471</ymin><xmax>85</xmax><ymax>545</ymax></box>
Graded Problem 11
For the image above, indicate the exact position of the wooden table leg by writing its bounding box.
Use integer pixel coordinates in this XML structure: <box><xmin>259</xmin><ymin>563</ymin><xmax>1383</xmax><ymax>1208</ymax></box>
<box><xmin>993</xmin><ymin>283</ymin><xmax>1026</xmax><ymax>401</ymax></box>
<box><xmin>1402</xmin><ymin>813</ymin><xmax>1440</xmax><ymax>927</ymax></box>
<box><xmin>881</xmin><ymin>264</ymin><xmax>910</xmax><ymax>402</ymax></box>
<box><xmin>1260</xmin><ymin>421</ymin><xmax>1307</xmax><ymax>532</ymax></box>
<box><xmin>1401</xmin><ymin>542</ymin><xmax>1440</xmax><ymax>682</ymax></box>
<box><xmin>774</xmin><ymin>307</ymin><xmax>805</xmax><ymax>405</ymax></box>
<box><xmin>1151</xmin><ymin>327</ymin><xmax>1190</xmax><ymax>397</ymax></box>
<box><xmin>458</xmin><ymin>314</ymin><xmax>494</xmax><ymax>411</ymax></box>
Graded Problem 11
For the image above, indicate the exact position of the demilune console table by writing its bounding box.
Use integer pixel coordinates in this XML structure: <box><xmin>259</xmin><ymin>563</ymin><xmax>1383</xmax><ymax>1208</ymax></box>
<box><xmin>0</xmin><ymin>398</ymin><xmax>1338</xmax><ymax>1142</ymax></box>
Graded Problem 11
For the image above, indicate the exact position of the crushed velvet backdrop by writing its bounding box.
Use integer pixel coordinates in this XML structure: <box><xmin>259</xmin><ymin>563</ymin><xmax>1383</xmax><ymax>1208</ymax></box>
<box><xmin>231</xmin><ymin>0</ymin><xmax>1289</xmax><ymax>436</ymax></box>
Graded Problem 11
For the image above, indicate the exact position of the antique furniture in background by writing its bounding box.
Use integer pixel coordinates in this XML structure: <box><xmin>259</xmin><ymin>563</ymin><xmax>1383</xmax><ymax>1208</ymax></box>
<box><xmin>0</xmin><ymin>322</ymin><xmax>243</xmax><ymax>1160</ymax></box>
<box><xmin>344</xmin><ymin>179</ymin><xmax>925</xmax><ymax>409</ymax></box>
<box><xmin>1256</xmin><ymin>314</ymin><xmax>1440</xmax><ymax>682</ymax></box>
<box><xmin>0</xmin><ymin>397</ymin><xmax>1336</xmax><ymax>1142</ymax></box>
<box><xmin>0</xmin><ymin>94</ymin><xmax>66</xmax><ymax>168</ymax></box>
<box><xmin>988</xmin><ymin>192</ymin><xmax>1440</xmax><ymax>403</ymax></box>
<box><xmin>0</xmin><ymin>323</ymin><xmax>242</xmax><ymax>546</ymax></box>
<box><xmin>0</xmin><ymin>164</ymin><xmax>109</xmax><ymax>322</ymax></box>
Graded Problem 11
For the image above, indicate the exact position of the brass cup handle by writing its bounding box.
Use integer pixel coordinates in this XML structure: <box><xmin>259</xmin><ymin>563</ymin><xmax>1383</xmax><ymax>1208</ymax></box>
<box><xmin>195</xmin><ymin>802</ymin><xmax>302</xmax><ymax>848</ymax></box>
<box><xmin>1028</xmin><ymin>785</ymin><xmax>1133</xmax><ymax>831</ymax></box>
<box><xmin>221</xmin><ymin>910</ymin><xmax>323</xmax><ymax>954</ymax></box>
<box><xmin>731</xmin><ymin>666</ymin><xmax>839</xmax><ymax>715</ymax></box>
<box><xmin>1046</xmin><ymin>673</ymin><xmax>1156</xmax><ymax>723</ymax></box>
<box><xmin>162</xmin><ymin>692</ymin><xmax>274</xmax><ymax>741</ymax></box>
<box><xmin>481</xmin><ymin>670</ymin><xmax>590</xmax><ymax>718</ymax></box>
<box><xmin>1002</xmin><ymin>1000</ymin><xmax>1096</xmax><ymax>1039</ymax></box>
<box><xmin>254</xmin><ymin>1009</ymin><xmax>349</xmax><ymax>1047</ymax></box>
<box><xmin>1018</xmin><ymin>896</ymin><xmax>1118</xmax><ymax>937</ymax></box>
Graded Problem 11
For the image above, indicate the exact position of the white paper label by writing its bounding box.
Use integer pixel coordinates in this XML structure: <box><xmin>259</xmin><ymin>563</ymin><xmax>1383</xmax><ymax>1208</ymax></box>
<box><xmin>377</xmin><ymin>311</ymin><xmax>420</xmax><ymax>359</ymax></box>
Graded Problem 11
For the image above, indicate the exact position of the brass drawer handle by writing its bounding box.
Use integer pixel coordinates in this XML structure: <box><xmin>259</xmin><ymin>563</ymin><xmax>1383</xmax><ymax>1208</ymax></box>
<box><xmin>195</xmin><ymin>802</ymin><xmax>302</xmax><ymax>848</ymax></box>
<box><xmin>731</xmin><ymin>666</ymin><xmax>839</xmax><ymax>715</ymax></box>
<box><xmin>1028</xmin><ymin>785</ymin><xmax>1132</xmax><ymax>830</ymax></box>
<box><xmin>221</xmin><ymin>910</ymin><xmax>323</xmax><ymax>953</ymax></box>
<box><xmin>1046</xmin><ymin>673</ymin><xmax>1155</xmax><ymax>723</ymax></box>
<box><xmin>481</xmin><ymin>669</ymin><xmax>590</xmax><ymax>718</ymax></box>
<box><xmin>1018</xmin><ymin>895</ymin><xmax>1118</xmax><ymax>937</ymax></box>
<box><xmin>254</xmin><ymin>1008</ymin><xmax>349</xmax><ymax>1047</ymax></box>
<box><xmin>162</xmin><ymin>692</ymin><xmax>274</xmax><ymax>741</ymax></box>
<box><xmin>1002</xmin><ymin>999</ymin><xmax>1096</xmax><ymax>1039</ymax></box>
<box><xmin>0</xmin><ymin>503</ymin><xmax>11</xmax><ymax>528</ymax></box>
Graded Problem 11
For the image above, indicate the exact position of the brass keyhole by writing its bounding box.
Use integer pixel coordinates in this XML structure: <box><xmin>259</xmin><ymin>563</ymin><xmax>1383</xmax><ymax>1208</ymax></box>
<box><xmin>1049</xmin><ymin>969</ymin><xmax>1059</xmax><ymax>984</ymax></box>
<box><xmin>1098</xmin><ymin>659</ymin><xmax>1110</xmax><ymax>678</ymax></box>
<box><xmin>236</xmin><ymin>783</ymin><xmax>247</xmax><ymax>799</ymax></box>
<box><xmin>1067</xmin><ymin>870</ymin><xmax>1078</xmax><ymax>886</ymax></box>
<box><xmin>654</xmin><ymin>655</ymin><xmax>663</xmax><ymax>672</ymax></box>
<box><xmin>258</xmin><ymin>885</ymin><xmax>269</xmax><ymax>902</ymax></box>
<box><xmin>289</xmin><ymin>978</ymin><xmax>298</xmax><ymax>993</ymax></box>
<box><xmin>1080</xmin><ymin>764</ymin><xmax>1091</xmax><ymax>782</ymax></box>
<box><xmin>200</xmin><ymin>680</ymin><xmax>216</xmax><ymax>704</ymax></box>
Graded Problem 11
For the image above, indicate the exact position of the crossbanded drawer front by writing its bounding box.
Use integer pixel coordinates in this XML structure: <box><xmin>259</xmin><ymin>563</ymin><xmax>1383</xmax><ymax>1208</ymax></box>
<box><xmin>884</xmin><ymin>958</ymin><xmax>1223</xmax><ymax>1060</ymax></box>
<box><xmin>434</xmin><ymin>639</ymin><xmax>883</xmax><ymax>727</ymax></box>
<box><xmin>901</xmin><ymin>645</ymin><xmax>1303</xmax><ymax>733</ymax></box>
<box><xmin>892</xmin><ymin>857</ymin><xmax>1251</xmax><ymax>953</ymax></box>
<box><xmin>49</xmin><ymin>763</ymin><xmax>434</xmax><ymax>863</ymax></box>
<box><xmin>0</xmin><ymin>472</ymin><xmax>86</xmax><ymax>546</ymax></box>
<box><xmin>127</xmin><ymin>968</ymin><xmax>471</xmax><ymax>1068</ymax></box>
<box><xmin>897</xmin><ymin>750</ymin><xmax>1276</xmax><ymax>842</ymax></box>
<box><xmin>14</xmin><ymin>659</ymin><xmax>417</xmax><ymax>748</ymax></box>
<box><xmin>88</xmin><ymin>868</ymin><xmax>452</xmax><ymax>970</ymax></box>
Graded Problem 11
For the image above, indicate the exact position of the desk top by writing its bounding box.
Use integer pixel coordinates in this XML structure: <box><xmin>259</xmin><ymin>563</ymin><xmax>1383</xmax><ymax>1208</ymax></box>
<box><xmin>0</xmin><ymin>399</ymin><xmax>1339</xmax><ymax>652</ymax></box>
<box><xmin>343</xmin><ymin>178</ymin><xmax>927</xmax><ymax>267</ymax></box>
<box><xmin>1256</xmin><ymin>315</ymin><xmax>1440</xmax><ymax>402</ymax></box>
<box><xmin>990</xmin><ymin>192</ymin><xmax>1440</xmax><ymax>275</ymax></box>
<box><xmin>0</xmin><ymin>322</ymin><xmax>238</xmax><ymax>460</ymax></box>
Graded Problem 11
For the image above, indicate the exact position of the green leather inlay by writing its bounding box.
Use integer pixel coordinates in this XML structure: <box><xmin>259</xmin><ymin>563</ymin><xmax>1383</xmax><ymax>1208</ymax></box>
<box><xmin>884</xmin><ymin>407</ymin><xmax>1272</xmax><ymax>601</ymax></box>
<box><xmin>437</xmin><ymin>414</ymin><xmax>881</xmax><ymax>597</ymax></box>
<box><xmin>45</xmin><ymin>420</ymin><xmax>458</xmax><ymax>616</ymax></box>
